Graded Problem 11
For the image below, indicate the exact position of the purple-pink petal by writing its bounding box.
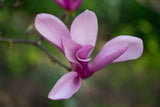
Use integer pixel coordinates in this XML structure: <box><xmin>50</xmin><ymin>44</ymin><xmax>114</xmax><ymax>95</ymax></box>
<box><xmin>90</xmin><ymin>35</ymin><xmax>143</xmax><ymax>72</ymax></box>
<box><xmin>111</xmin><ymin>36</ymin><xmax>143</xmax><ymax>63</ymax></box>
<box><xmin>76</xmin><ymin>44</ymin><xmax>93</xmax><ymax>62</ymax></box>
<box><xmin>54</xmin><ymin>0</ymin><xmax>82</xmax><ymax>11</ymax></box>
<box><xmin>35</xmin><ymin>13</ymin><xmax>70</xmax><ymax>51</ymax></box>
<box><xmin>71</xmin><ymin>0</ymin><xmax>82</xmax><ymax>11</ymax></box>
<box><xmin>54</xmin><ymin>0</ymin><xmax>66</xmax><ymax>9</ymax></box>
<box><xmin>48</xmin><ymin>72</ymin><xmax>82</xmax><ymax>100</ymax></box>
<box><xmin>70</xmin><ymin>10</ymin><xmax>98</xmax><ymax>46</ymax></box>
<box><xmin>62</xmin><ymin>38</ymin><xmax>82</xmax><ymax>64</ymax></box>
<box><xmin>90</xmin><ymin>42</ymin><xmax>129</xmax><ymax>72</ymax></box>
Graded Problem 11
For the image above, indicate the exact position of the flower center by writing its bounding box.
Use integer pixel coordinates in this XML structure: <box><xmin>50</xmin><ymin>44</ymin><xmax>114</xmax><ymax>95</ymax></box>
<box><xmin>73</xmin><ymin>62</ymin><xmax>93</xmax><ymax>79</ymax></box>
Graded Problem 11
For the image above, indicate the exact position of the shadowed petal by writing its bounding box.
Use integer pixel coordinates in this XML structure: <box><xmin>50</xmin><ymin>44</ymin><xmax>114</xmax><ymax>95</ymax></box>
<box><xmin>48</xmin><ymin>72</ymin><xmax>82</xmax><ymax>100</ymax></box>
<box><xmin>90</xmin><ymin>35</ymin><xmax>143</xmax><ymax>72</ymax></box>
<box><xmin>76</xmin><ymin>44</ymin><xmax>93</xmax><ymax>62</ymax></box>
<box><xmin>71</xmin><ymin>10</ymin><xmax>98</xmax><ymax>46</ymax></box>
<box><xmin>62</xmin><ymin>38</ymin><xmax>82</xmax><ymax>64</ymax></box>
<box><xmin>35</xmin><ymin>13</ymin><xmax>70</xmax><ymax>51</ymax></box>
<box><xmin>54</xmin><ymin>0</ymin><xmax>66</xmax><ymax>9</ymax></box>
<box><xmin>54</xmin><ymin>0</ymin><xmax>82</xmax><ymax>11</ymax></box>
<box><xmin>71</xmin><ymin>0</ymin><xmax>82</xmax><ymax>11</ymax></box>
<box><xmin>55</xmin><ymin>0</ymin><xmax>72</xmax><ymax>10</ymax></box>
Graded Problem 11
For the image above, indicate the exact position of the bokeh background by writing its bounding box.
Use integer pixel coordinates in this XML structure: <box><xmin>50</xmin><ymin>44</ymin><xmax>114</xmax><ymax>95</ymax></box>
<box><xmin>0</xmin><ymin>0</ymin><xmax>160</xmax><ymax>107</ymax></box>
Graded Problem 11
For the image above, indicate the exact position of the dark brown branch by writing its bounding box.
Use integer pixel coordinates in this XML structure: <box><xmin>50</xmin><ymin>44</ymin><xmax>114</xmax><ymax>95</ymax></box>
<box><xmin>0</xmin><ymin>37</ymin><xmax>72</xmax><ymax>71</ymax></box>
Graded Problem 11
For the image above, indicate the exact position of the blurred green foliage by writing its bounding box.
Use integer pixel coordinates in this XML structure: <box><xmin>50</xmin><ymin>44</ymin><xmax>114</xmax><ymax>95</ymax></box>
<box><xmin>0</xmin><ymin>0</ymin><xmax>160</xmax><ymax>107</ymax></box>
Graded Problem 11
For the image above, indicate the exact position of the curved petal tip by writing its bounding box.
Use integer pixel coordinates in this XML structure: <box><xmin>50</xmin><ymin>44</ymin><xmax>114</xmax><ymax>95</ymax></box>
<box><xmin>71</xmin><ymin>9</ymin><xmax>98</xmax><ymax>46</ymax></box>
<box><xmin>112</xmin><ymin>35</ymin><xmax>143</xmax><ymax>62</ymax></box>
<box><xmin>90</xmin><ymin>35</ymin><xmax>143</xmax><ymax>72</ymax></box>
<box><xmin>35</xmin><ymin>13</ymin><xmax>70</xmax><ymax>51</ymax></box>
<box><xmin>48</xmin><ymin>72</ymin><xmax>82</xmax><ymax>100</ymax></box>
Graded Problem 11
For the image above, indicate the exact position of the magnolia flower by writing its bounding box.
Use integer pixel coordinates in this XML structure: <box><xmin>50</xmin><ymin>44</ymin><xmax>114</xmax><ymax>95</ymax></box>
<box><xmin>54</xmin><ymin>0</ymin><xmax>82</xmax><ymax>11</ymax></box>
<box><xmin>35</xmin><ymin>10</ymin><xmax>143</xmax><ymax>100</ymax></box>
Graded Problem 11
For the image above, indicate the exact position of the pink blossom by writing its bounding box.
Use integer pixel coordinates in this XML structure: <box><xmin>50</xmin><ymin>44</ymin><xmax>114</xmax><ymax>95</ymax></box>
<box><xmin>35</xmin><ymin>10</ymin><xmax>143</xmax><ymax>100</ymax></box>
<box><xmin>54</xmin><ymin>0</ymin><xmax>82</xmax><ymax>11</ymax></box>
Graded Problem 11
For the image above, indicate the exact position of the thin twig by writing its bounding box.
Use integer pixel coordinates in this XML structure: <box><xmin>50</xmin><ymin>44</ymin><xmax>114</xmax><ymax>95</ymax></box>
<box><xmin>0</xmin><ymin>37</ymin><xmax>72</xmax><ymax>71</ymax></box>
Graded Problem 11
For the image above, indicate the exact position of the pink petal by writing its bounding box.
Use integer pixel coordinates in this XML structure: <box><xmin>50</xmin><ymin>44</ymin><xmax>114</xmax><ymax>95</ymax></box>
<box><xmin>54</xmin><ymin>0</ymin><xmax>66</xmax><ymax>8</ymax></box>
<box><xmin>62</xmin><ymin>38</ymin><xmax>82</xmax><ymax>64</ymax></box>
<box><xmin>48</xmin><ymin>72</ymin><xmax>82</xmax><ymax>100</ymax></box>
<box><xmin>71</xmin><ymin>0</ymin><xmax>82</xmax><ymax>11</ymax></box>
<box><xmin>90</xmin><ymin>35</ymin><xmax>143</xmax><ymax>72</ymax></box>
<box><xmin>90</xmin><ymin>42</ymin><xmax>129</xmax><ymax>72</ymax></box>
<box><xmin>62</xmin><ymin>39</ymin><xmax>93</xmax><ymax>72</ymax></box>
<box><xmin>76</xmin><ymin>44</ymin><xmax>93</xmax><ymax>62</ymax></box>
<box><xmin>75</xmin><ymin>45</ymin><xmax>94</xmax><ymax>78</ymax></box>
<box><xmin>106</xmin><ymin>35</ymin><xmax>143</xmax><ymax>63</ymax></box>
<box><xmin>70</xmin><ymin>10</ymin><xmax>98</xmax><ymax>46</ymax></box>
<box><xmin>55</xmin><ymin>0</ymin><xmax>72</xmax><ymax>10</ymax></box>
<box><xmin>35</xmin><ymin>13</ymin><xmax>70</xmax><ymax>51</ymax></box>
<box><xmin>54</xmin><ymin>0</ymin><xmax>82</xmax><ymax>11</ymax></box>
